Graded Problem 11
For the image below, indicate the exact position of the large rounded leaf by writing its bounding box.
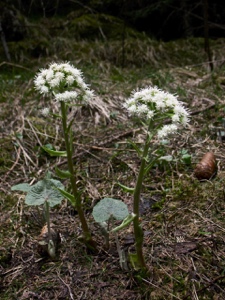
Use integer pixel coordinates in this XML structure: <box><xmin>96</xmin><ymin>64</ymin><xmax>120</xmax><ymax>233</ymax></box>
<box><xmin>92</xmin><ymin>198</ymin><xmax>129</xmax><ymax>223</ymax></box>
<box><xmin>11</xmin><ymin>183</ymin><xmax>31</xmax><ymax>192</ymax></box>
<box><xmin>25</xmin><ymin>178</ymin><xmax>64</xmax><ymax>207</ymax></box>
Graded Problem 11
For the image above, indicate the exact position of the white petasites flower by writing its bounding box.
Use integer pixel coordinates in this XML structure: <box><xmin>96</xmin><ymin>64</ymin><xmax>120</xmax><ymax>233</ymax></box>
<box><xmin>55</xmin><ymin>91</ymin><xmax>78</xmax><ymax>102</ymax></box>
<box><xmin>174</xmin><ymin>104</ymin><xmax>189</xmax><ymax>117</ymax></box>
<box><xmin>124</xmin><ymin>86</ymin><xmax>189</xmax><ymax>126</ymax></box>
<box><xmin>82</xmin><ymin>89</ymin><xmax>95</xmax><ymax>102</ymax></box>
<box><xmin>165</xmin><ymin>93</ymin><xmax>179</xmax><ymax>107</ymax></box>
<box><xmin>152</xmin><ymin>92</ymin><xmax>167</xmax><ymax>109</ymax></box>
<box><xmin>127</xmin><ymin>104</ymin><xmax>137</xmax><ymax>113</ymax></box>
<box><xmin>157</xmin><ymin>124</ymin><xmax>178</xmax><ymax>139</ymax></box>
<box><xmin>147</xmin><ymin>110</ymin><xmax>154</xmax><ymax>120</ymax></box>
<box><xmin>180</xmin><ymin>114</ymin><xmax>189</xmax><ymax>125</ymax></box>
<box><xmin>45</xmin><ymin>69</ymin><xmax>54</xmax><ymax>81</ymax></box>
<box><xmin>34</xmin><ymin>75</ymin><xmax>45</xmax><ymax>87</ymax></box>
<box><xmin>40</xmin><ymin>85</ymin><xmax>49</xmax><ymax>94</ymax></box>
<box><xmin>76</xmin><ymin>76</ymin><xmax>88</xmax><ymax>90</ymax></box>
<box><xmin>172</xmin><ymin>113</ymin><xmax>180</xmax><ymax>123</ymax></box>
<box><xmin>34</xmin><ymin>62</ymin><xmax>94</xmax><ymax>103</ymax></box>
<box><xmin>41</xmin><ymin>107</ymin><xmax>50</xmax><ymax>116</ymax></box>
<box><xmin>137</xmin><ymin>104</ymin><xmax>149</xmax><ymax>115</ymax></box>
<box><xmin>66</xmin><ymin>75</ymin><xmax>75</xmax><ymax>85</ymax></box>
<box><xmin>55</xmin><ymin>72</ymin><xmax>64</xmax><ymax>80</ymax></box>
<box><xmin>49</xmin><ymin>77</ymin><xmax>61</xmax><ymax>88</ymax></box>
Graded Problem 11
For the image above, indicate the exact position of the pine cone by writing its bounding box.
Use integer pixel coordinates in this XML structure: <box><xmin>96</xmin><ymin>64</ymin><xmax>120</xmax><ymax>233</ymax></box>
<box><xmin>194</xmin><ymin>152</ymin><xmax>216</xmax><ymax>180</ymax></box>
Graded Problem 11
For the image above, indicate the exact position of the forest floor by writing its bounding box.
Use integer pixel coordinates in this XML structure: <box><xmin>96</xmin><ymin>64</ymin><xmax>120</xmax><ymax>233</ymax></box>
<box><xmin>1</xmin><ymin>15</ymin><xmax>225</xmax><ymax>300</ymax></box>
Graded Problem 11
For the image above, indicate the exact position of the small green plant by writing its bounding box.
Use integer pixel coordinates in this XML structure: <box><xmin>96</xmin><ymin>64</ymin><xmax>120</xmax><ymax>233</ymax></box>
<box><xmin>11</xmin><ymin>172</ymin><xmax>64</xmax><ymax>258</ymax></box>
<box><xmin>178</xmin><ymin>148</ymin><xmax>192</xmax><ymax>165</ymax></box>
<box><xmin>92</xmin><ymin>197</ymin><xmax>135</xmax><ymax>269</ymax></box>
<box><xmin>155</xmin><ymin>147</ymin><xmax>192</xmax><ymax>170</ymax></box>
<box><xmin>122</xmin><ymin>86</ymin><xmax>190</xmax><ymax>271</ymax></box>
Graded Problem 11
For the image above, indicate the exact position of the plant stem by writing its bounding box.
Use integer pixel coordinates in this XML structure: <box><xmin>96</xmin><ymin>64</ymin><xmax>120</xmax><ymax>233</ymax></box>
<box><xmin>44</xmin><ymin>200</ymin><xmax>51</xmax><ymax>239</ymax></box>
<box><xmin>133</xmin><ymin>122</ymin><xmax>153</xmax><ymax>270</ymax></box>
<box><xmin>44</xmin><ymin>200</ymin><xmax>56</xmax><ymax>259</ymax></box>
<box><xmin>60</xmin><ymin>101</ymin><xmax>96</xmax><ymax>250</ymax></box>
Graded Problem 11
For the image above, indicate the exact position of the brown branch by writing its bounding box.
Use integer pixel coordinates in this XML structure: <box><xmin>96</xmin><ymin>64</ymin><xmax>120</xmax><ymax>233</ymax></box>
<box><xmin>190</xmin><ymin>98</ymin><xmax>215</xmax><ymax>115</ymax></box>
<box><xmin>0</xmin><ymin>61</ymin><xmax>31</xmax><ymax>72</ymax></box>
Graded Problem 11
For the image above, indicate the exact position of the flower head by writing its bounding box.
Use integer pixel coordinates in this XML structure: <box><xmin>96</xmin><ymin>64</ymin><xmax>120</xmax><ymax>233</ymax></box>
<box><xmin>124</xmin><ymin>86</ymin><xmax>189</xmax><ymax>139</ymax></box>
<box><xmin>34</xmin><ymin>62</ymin><xmax>94</xmax><ymax>104</ymax></box>
<box><xmin>41</xmin><ymin>107</ymin><xmax>50</xmax><ymax>117</ymax></box>
<box><xmin>157</xmin><ymin>124</ymin><xmax>178</xmax><ymax>139</ymax></box>
<box><xmin>55</xmin><ymin>91</ymin><xmax>78</xmax><ymax>102</ymax></box>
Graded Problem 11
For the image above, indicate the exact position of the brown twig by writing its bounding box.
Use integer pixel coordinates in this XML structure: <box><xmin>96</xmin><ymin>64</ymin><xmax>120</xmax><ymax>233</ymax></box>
<box><xmin>190</xmin><ymin>98</ymin><xmax>215</xmax><ymax>115</ymax></box>
<box><xmin>0</xmin><ymin>61</ymin><xmax>31</xmax><ymax>71</ymax></box>
<box><xmin>57</xmin><ymin>271</ymin><xmax>75</xmax><ymax>300</ymax></box>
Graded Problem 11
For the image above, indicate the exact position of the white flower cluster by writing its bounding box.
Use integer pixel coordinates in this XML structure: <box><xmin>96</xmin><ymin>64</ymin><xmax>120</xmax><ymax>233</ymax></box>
<box><xmin>34</xmin><ymin>62</ymin><xmax>94</xmax><ymax>103</ymax></box>
<box><xmin>124</xmin><ymin>86</ymin><xmax>189</xmax><ymax>139</ymax></box>
<box><xmin>41</xmin><ymin>107</ymin><xmax>50</xmax><ymax>117</ymax></box>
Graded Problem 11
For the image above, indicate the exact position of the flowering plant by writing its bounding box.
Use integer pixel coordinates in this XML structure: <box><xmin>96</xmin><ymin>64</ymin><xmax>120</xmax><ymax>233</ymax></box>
<box><xmin>123</xmin><ymin>86</ymin><xmax>189</xmax><ymax>270</ymax></box>
<box><xmin>34</xmin><ymin>62</ymin><xmax>96</xmax><ymax>251</ymax></box>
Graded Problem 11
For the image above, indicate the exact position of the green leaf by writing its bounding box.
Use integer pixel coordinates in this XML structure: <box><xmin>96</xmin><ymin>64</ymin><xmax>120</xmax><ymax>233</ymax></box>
<box><xmin>15</xmin><ymin>133</ymin><xmax>23</xmax><ymax>140</ymax></box>
<box><xmin>128</xmin><ymin>252</ymin><xmax>140</xmax><ymax>271</ymax></box>
<box><xmin>51</xmin><ymin>113</ymin><xmax>61</xmax><ymax>119</ymax></box>
<box><xmin>128</xmin><ymin>139</ymin><xmax>142</xmax><ymax>157</ymax></box>
<box><xmin>25</xmin><ymin>178</ymin><xmax>64</xmax><ymax>207</ymax></box>
<box><xmin>111</xmin><ymin>214</ymin><xmax>136</xmax><ymax>233</ymax></box>
<box><xmin>92</xmin><ymin>198</ymin><xmax>129</xmax><ymax>223</ymax></box>
<box><xmin>44</xmin><ymin>143</ymin><xmax>54</xmax><ymax>150</ymax></box>
<box><xmin>159</xmin><ymin>155</ymin><xmax>173</xmax><ymax>162</ymax></box>
<box><xmin>57</xmin><ymin>188</ymin><xmax>76</xmax><ymax>206</ymax></box>
<box><xmin>147</xmin><ymin>130</ymin><xmax>155</xmax><ymax>143</ymax></box>
<box><xmin>143</xmin><ymin>158</ymin><xmax>156</xmax><ymax>175</ymax></box>
<box><xmin>67</xmin><ymin>118</ymin><xmax>75</xmax><ymax>132</ymax></box>
<box><xmin>55</xmin><ymin>167</ymin><xmax>71</xmax><ymax>179</ymax></box>
<box><xmin>160</xmin><ymin>139</ymin><xmax>170</xmax><ymax>145</ymax></box>
<box><xmin>181</xmin><ymin>153</ymin><xmax>192</xmax><ymax>165</ymax></box>
<box><xmin>41</xmin><ymin>146</ymin><xmax>67</xmax><ymax>157</ymax></box>
<box><xmin>11</xmin><ymin>183</ymin><xmax>31</xmax><ymax>192</ymax></box>
<box><xmin>117</xmin><ymin>182</ymin><xmax>134</xmax><ymax>194</ymax></box>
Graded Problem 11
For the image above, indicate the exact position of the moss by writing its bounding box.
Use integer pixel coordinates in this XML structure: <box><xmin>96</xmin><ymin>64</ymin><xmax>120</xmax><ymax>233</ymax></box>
<box><xmin>0</xmin><ymin>138</ymin><xmax>14</xmax><ymax>174</ymax></box>
<box><xmin>9</xmin><ymin>38</ymin><xmax>51</xmax><ymax>60</ymax></box>
<box><xmin>67</xmin><ymin>13</ymin><xmax>144</xmax><ymax>40</ymax></box>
